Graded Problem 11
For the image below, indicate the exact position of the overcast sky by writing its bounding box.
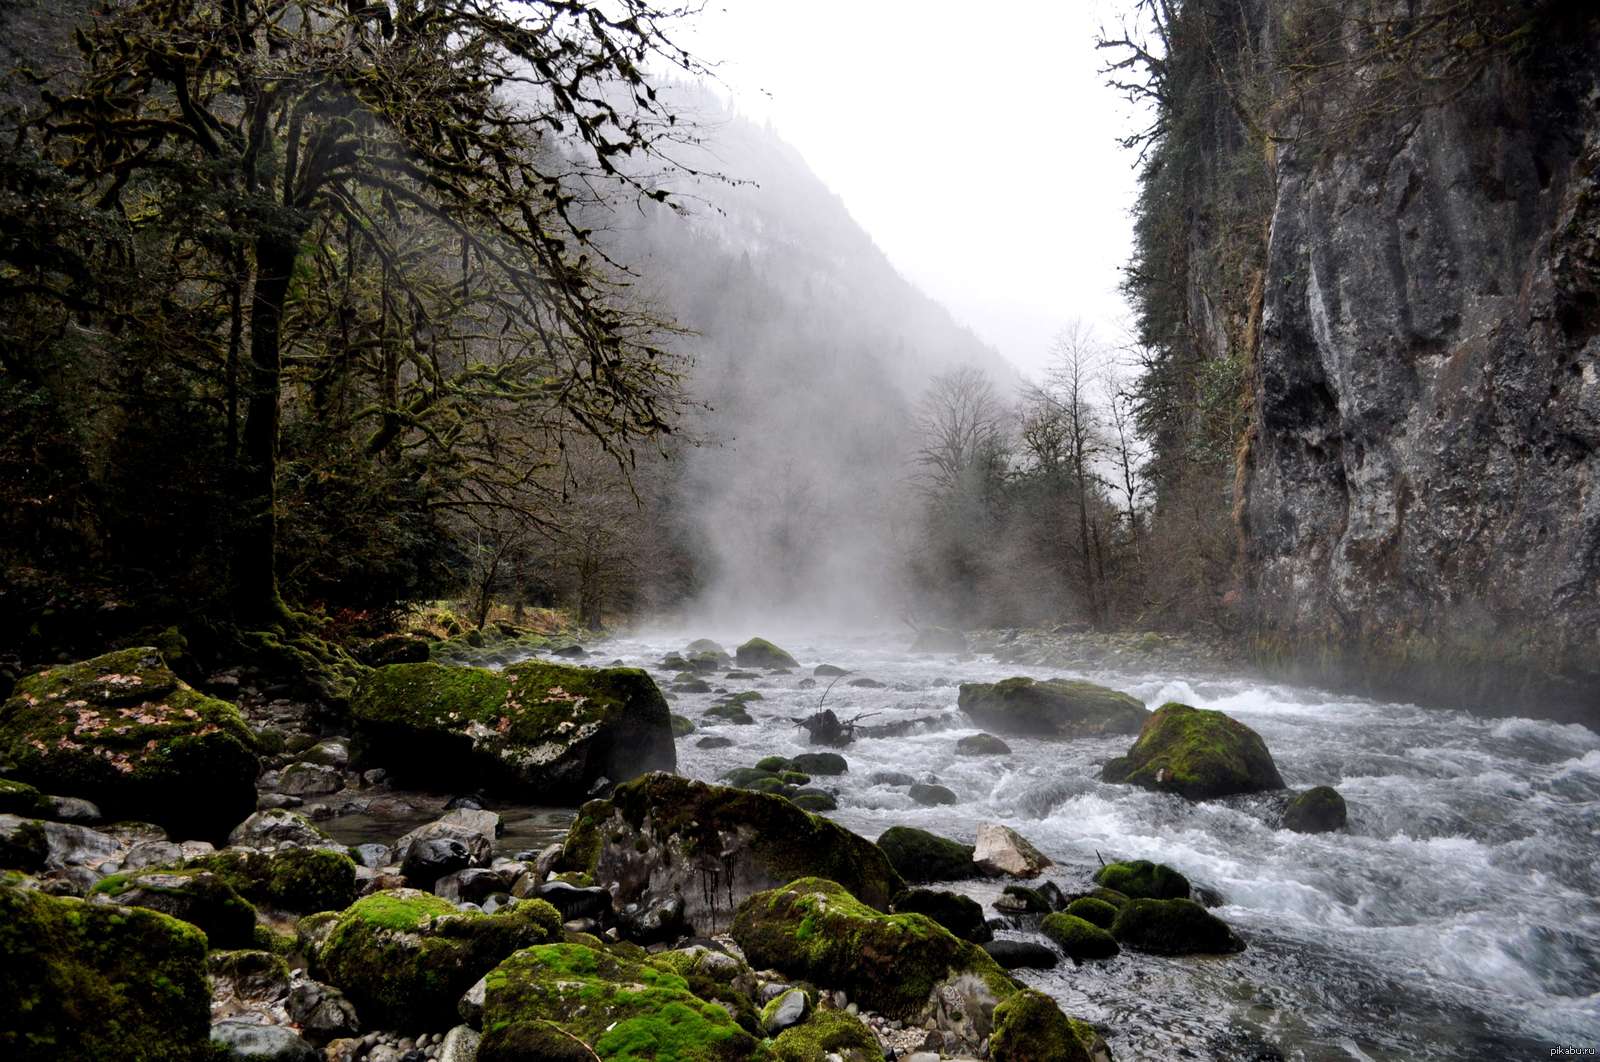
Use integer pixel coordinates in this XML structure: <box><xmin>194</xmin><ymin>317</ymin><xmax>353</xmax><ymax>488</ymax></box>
<box><xmin>678</xmin><ymin>0</ymin><xmax>1145</xmax><ymax>379</ymax></box>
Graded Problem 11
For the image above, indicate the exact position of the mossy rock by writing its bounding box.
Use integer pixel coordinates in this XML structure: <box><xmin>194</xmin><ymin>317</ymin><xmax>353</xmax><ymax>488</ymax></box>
<box><xmin>0</xmin><ymin>778</ymin><xmax>50</xmax><ymax>818</ymax></box>
<box><xmin>955</xmin><ymin>732</ymin><xmax>1012</xmax><ymax>756</ymax></box>
<box><xmin>703</xmin><ymin>702</ymin><xmax>755</xmax><ymax>725</ymax></box>
<box><xmin>1283</xmin><ymin>785</ymin><xmax>1348</xmax><ymax>833</ymax></box>
<box><xmin>769</xmin><ymin>1007</ymin><xmax>882</xmax><ymax>1061</ymax></box>
<box><xmin>788</xmin><ymin>790</ymin><xmax>836</xmax><ymax>813</ymax></box>
<box><xmin>89</xmin><ymin>867</ymin><xmax>258</xmax><ymax>948</ymax></box>
<box><xmin>317</xmin><ymin>888</ymin><xmax>563</xmax><ymax>1028</ymax></box>
<box><xmin>789</xmin><ymin>752</ymin><xmax>847</xmax><ymax>776</ymax></box>
<box><xmin>671</xmin><ymin>714</ymin><xmax>697</xmax><ymax>737</ymax></box>
<box><xmin>350</xmin><ymin>661</ymin><xmax>675</xmax><ymax>802</ymax></box>
<box><xmin>0</xmin><ymin>884</ymin><xmax>214</xmax><ymax>1061</ymax></box>
<box><xmin>0</xmin><ymin>648</ymin><xmax>259</xmax><ymax>842</ymax></box>
<box><xmin>989</xmin><ymin>989</ymin><xmax>1102</xmax><ymax>1062</ymax></box>
<box><xmin>730</xmin><ymin>877</ymin><xmax>1014</xmax><ymax>1022</ymax></box>
<box><xmin>894</xmin><ymin>887</ymin><xmax>991</xmax><ymax>943</ymax></box>
<box><xmin>685</xmin><ymin>639</ymin><xmax>726</xmax><ymax>655</ymax></box>
<box><xmin>1063</xmin><ymin>896</ymin><xmax>1118</xmax><ymax>929</ymax></box>
<box><xmin>558</xmin><ymin>773</ymin><xmax>903</xmax><ymax>935</ymax></box>
<box><xmin>721</xmin><ymin>767</ymin><xmax>779</xmax><ymax>788</ymax></box>
<box><xmin>998</xmin><ymin>884</ymin><xmax>1052</xmax><ymax>914</ymax></box>
<box><xmin>957</xmin><ymin>677</ymin><xmax>1147</xmax><ymax>739</ymax></box>
<box><xmin>876</xmin><ymin>826</ymin><xmax>974</xmax><ymax>883</ymax></box>
<box><xmin>1093</xmin><ymin>859</ymin><xmax>1190</xmax><ymax>900</ymax></box>
<box><xmin>1101</xmin><ymin>703</ymin><xmax>1285</xmax><ymax>800</ymax></box>
<box><xmin>1040</xmin><ymin>913</ymin><xmax>1119</xmax><ymax>961</ymax></box>
<box><xmin>1110</xmin><ymin>897</ymin><xmax>1245</xmax><ymax>955</ymax></box>
<box><xmin>734</xmin><ymin>638</ymin><xmax>799</xmax><ymax>669</ymax></box>
<box><xmin>0</xmin><ymin>814</ymin><xmax>49</xmax><ymax>870</ymax></box>
<box><xmin>478</xmin><ymin>942</ymin><xmax>759</xmax><ymax>1061</ymax></box>
<box><xmin>189</xmin><ymin>847</ymin><xmax>357</xmax><ymax>913</ymax></box>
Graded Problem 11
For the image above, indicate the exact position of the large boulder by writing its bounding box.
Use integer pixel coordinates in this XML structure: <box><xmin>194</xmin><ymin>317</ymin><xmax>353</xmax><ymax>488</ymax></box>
<box><xmin>957</xmin><ymin>677</ymin><xmax>1148</xmax><ymax>739</ymax></box>
<box><xmin>188</xmin><ymin>847</ymin><xmax>358</xmax><ymax>913</ymax></box>
<box><xmin>316</xmin><ymin>889</ymin><xmax>563</xmax><ymax>1029</ymax></box>
<box><xmin>350</xmin><ymin>661</ymin><xmax>675</xmax><ymax>801</ymax></box>
<box><xmin>477</xmin><ymin>943</ymin><xmax>759</xmax><ymax>1062</ymax></box>
<box><xmin>731</xmin><ymin>877</ymin><xmax>1015</xmax><ymax>1048</ymax></box>
<box><xmin>1040</xmin><ymin>913</ymin><xmax>1120</xmax><ymax>961</ymax></box>
<box><xmin>90</xmin><ymin>868</ymin><xmax>259</xmax><ymax>948</ymax></box>
<box><xmin>1093</xmin><ymin>858</ymin><xmax>1190</xmax><ymax>900</ymax></box>
<box><xmin>989</xmin><ymin>989</ymin><xmax>1109</xmax><ymax>1062</ymax></box>
<box><xmin>1101</xmin><ymin>702</ymin><xmax>1285</xmax><ymax>800</ymax></box>
<box><xmin>894</xmin><ymin>887</ymin><xmax>992</xmax><ymax>943</ymax></box>
<box><xmin>973</xmin><ymin>823</ymin><xmax>1054</xmax><ymax>878</ymax></box>
<box><xmin>558</xmin><ymin>773</ymin><xmax>903</xmax><ymax>934</ymax></box>
<box><xmin>876</xmin><ymin>825</ymin><xmax>975</xmax><ymax>882</ymax></box>
<box><xmin>734</xmin><ymin>637</ymin><xmax>800</xmax><ymax>669</ymax></box>
<box><xmin>0</xmin><ymin>884</ymin><xmax>214</xmax><ymax>1061</ymax></box>
<box><xmin>0</xmin><ymin>648</ymin><xmax>259</xmax><ymax>842</ymax></box>
<box><xmin>768</xmin><ymin>1008</ymin><xmax>881</xmax><ymax>1062</ymax></box>
<box><xmin>1110</xmin><ymin>897</ymin><xmax>1245</xmax><ymax>955</ymax></box>
<box><xmin>1283</xmin><ymin>785</ymin><xmax>1348</xmax><ymax>833</ymax></box>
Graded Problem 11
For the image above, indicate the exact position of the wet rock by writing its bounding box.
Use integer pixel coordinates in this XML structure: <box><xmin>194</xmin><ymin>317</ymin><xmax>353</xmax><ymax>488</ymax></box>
<box><xmin>358</xmin><ymin>636</ymin><xmax>431</xmax><ymax>668</ymax></box>
<box><xmin>909</xmin><ymin>783</ymin><xmax>958</xmax><ymax>806</ymax></box>
<box><xmin>1064</xmin><ymin>896</ymin><xmax>1119</xmax><ymax>929</ymax></box>
<box><xmin>123</xmin><ymin>838</ymin><xmax>185</xmax><ymax>871</ymax></box>
<box><xmin>1283</xmin><ymin>785</ymin><xmax>1348</xmax><ymax>833</ymax></box>
<box><xmin>695</xmin><ymin>735</ymin><xmax>735</xmax><ymax>749</ymax></box>
<box><xmin>550</xmin><ymin>644</ymin><xmax>587</xmax><ymax>658</ymax></box>
<box><xmin>301</xmin><ymin>739</ymin><xmax>350</xmax><ymax>769</ymax></box>
<box><xmin>1110</xmin><ymin>897</ymin><xmax>1245</xmax><ymax>955</ymax></box>
<box><xmin>286</xmin><ymin>972</ymin><xmax>360</xmax><ymax>1044</ymax></box>
<box><xmin>958</xmin><ymin>677</ymin><xmax>1147</xmax><ymax>739</ymax></box>
<box><xmin>438</xmin><ymin>1025</ymin><xmax>481</xmax><ymax>1062</ymax></box>
<box><xmin>395</xmin><ymin>808</ymin><xmax>498</xmax><ymax>870</ymax></box>
<box><xmin>209</xmin><ymin>1019</ymin><xmax>318</xmax><ymax>1062</ymax></box>
<box><xmin>870</xmin><ymin>770</ymin><xmax>916</xmax><ymax>786</ymax></box>
<box><xmin>847</xmin><ymin>677</ymin><xmax>885</xmax><ymax>688</ymax></box>
<box><xmin>895</xmin><ymin>887</ymin><xmax>992</xmax><ymax>943</ymax></box>
<box><xmin>1</xmin><ymin>814</ymin><xmax>121</xmax><ymax>876</ymax></box>
<box><xmin>349</xmin><ymin>843</ymin><xmax>391</xmax><ymax>869</ymax></box>
<box><xmin>995</xmin><ymin>884</ymin><xmax>1052</xmax><ymax>914</ymax></box>
<box><xmin>702</xmin><ymin>700</ymin><xmax>753</xmax><ymax>723</ymax></box>
<box><xmin>401</xmin><ymin>838</ymin><xmax>471</xmax><ymax>888</ymax></box>
<box><xmin>990</xmin><ymin>988</ymin><xmax>1106</xmax><ymax>1062</ymax></box>
<box><xmin>814</xmin><ymin>663</ymin><xmax>850</xmax><ymax>677</ymax></box>
<box><xmin>618</xmin><ymin>892</ymin><xmax>686</xmax><ymax>944</ymax></box>
<box><xmin>0</xmin><ymin>648</ymin><xmax>259</xmax><ymax>842</ymax></box>
<box><xmin>956</xmin><ymin>733</ymin><xmax>1012</xmax><ymax>756</ymax></box>
<box><xmin>557</xmin><ymin>773</ymin><xmax>902</xmax><ymax>933</ymax></box>
<box><xmin>228</xmin><ymin>809</ymin><xmax>328</xmax><ymax>848</ymax></box>
<box><xmin>735</xmin><ymin>637</ymin><xmax>800</xmax><ymax>669</ymax></box>
<box><xmin>92</xmin><ymin>868</ymin><xmax>258</xmax><ymax>948</ymax></box>
<box><xmin>876</xmin><ymin>826</ymin><xmax>975</xmax><ymax>883</ymax></box>
<box><xmin>973</xmin><ymin>824</ymin><xmax>1053</xmax><ymax>878</ymax></box>
<box><xmin>1094</xmin><ymin>859</ymin><xmax>1190</xmax><ymax>900</ymax></box>
<box><xmin>209</xmin><ymin>949</ymin><xmax>291</xmax><ymax>1021</ymax></box>
<box><xmin>762</xmin><ymin>986</ymin><xmax>810</xmax><ymax>1033</ymax></box>
<box><xmin>434</xmin><ymin>867</ymin><xmax>510</xmax><ymax>904</ymax></box>
<box><xmin>535</xmin><ymin>879</ymin><xmax>613</xmax><ymax>921</ymax></box>
<box><xmin>278</xmin><ymin>762</ymin><xmax>343</xmax><ymax>797</ymax></box>
<box><xmin>790</xmin><ymin>751</ymin><xmax>848</xmax><ymax>775</ymax></box>
<box><xmin>1101</xmin><ymin>703</ymin><xmax>1285</xmax><ymax>800</ymax></box>
<box><xmin>1041</xmin><ymin>913</ymin><xmax>1120</xmax><ymax>960</ymax></box>
<box><xmin>982</xmin><ymin>938</ymin><xmax>1058</xmax><ymax>969</ymax></box>
<box><xmin>350</xmin><ymin>661</ymin><xmax>675</xmax><ymax>803</ymax></box>
<box><xmin>41</xmin><ymin>794</ymin><xmax>102</xmax><ymax>823</ymax></box>
<box><xmin>670</xmin><ymin>713</ymin><xmax>696</xmax><ymax>736</ymax></box>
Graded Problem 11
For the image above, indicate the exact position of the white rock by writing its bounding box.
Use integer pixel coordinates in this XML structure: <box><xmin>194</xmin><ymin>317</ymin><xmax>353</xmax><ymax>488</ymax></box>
<box><xmin>972</xmin><ymin>823</ymin><xmax>1053</xmax><ymax>878</ymax></box>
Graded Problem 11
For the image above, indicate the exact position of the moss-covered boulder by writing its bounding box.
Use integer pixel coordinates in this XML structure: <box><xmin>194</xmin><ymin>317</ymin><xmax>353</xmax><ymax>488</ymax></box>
<box><xmin>1110</xmin><ymin>897</ymin><xmax>1245</xmax><ymax>955</ymax></box>
<box><xmin>1064</xmin><ymin>896</ymin><xmax>1118</xmax><ymax>929</ymax></box>
<box><xmin>876</xmin><ymin>825</ymin><xmax>974</xmax><ymax>883</ymax></box>
<box><xmin>189</xmin><ymin>846</ymin><xmax>357</xmax><ymax>912</ymax></box>
<box><xmin>989</xmin><ymin>989</ymin><xmax>1106</xmax><ymax>1062</ymax></box>
<box><xmin>1040</xmin><ymin>912</ymin><xmax>1119</xmax><ymax>961</ymax></box>
<box><xmin>477</xmin><ymin>942</ymin><xmax>759</xmax><ymax>1062</ymax></box>
<box><xmin>350</xmin><ymin>661</ymin><xmax>675</xmax><ymax>802</ymax></box>
<box><xmin>559</xmin><ymin>773</ymin><xmax>902</xmax><ymax>934</ymax></box>
<box><xmin>769</xmin><ymin>1008</ymin><xmax>882</xmax><ymax>1061</ymax></box>
<box><xmin>1101</xmin><ymin>703</ymin><xmax>1285</xmax><ymax>800</ymax></box>
<box><xmin>734</xmin><ymin>638</ymin><xmax>799</xmax><ymax>669</ymax></box>
<box><xmin>1283</xmin><ymin>785</ymin><xmax>1348</xmax><ymax>833</ymax></box>
<box><xmin>956</xmin><ymin>732</ymin><xmax>1012</xmax><ymax>755</ymax></box>
<box><xmin>0</xmin><ymin>778</ymin><xmax>51</xmax><ymax>817</ymax></box>
<box><xmin>316</xmin><ymin>888</ymin><xmax>563</xmax><ymax>1028</ymax></box>
<box><xmin>0</xmin><ymin>884</ymin><xmax>214</xmax><ymax>1061</ymax></box>
<box><xmin>1093</xmin><ymin>858</ymin><xmax>1190</xmax><ymax>900</ymax></box>
<box><xmin>0</xmin><ymin>648</ymin><xmax>259</xmax><ymax>842</ymax></box>
<box><xmin>894</xmin><ymin>887</ymin><xmax>992</xmax><ymax>943</ymax></box>
<box><xmin>90</xmin><ymin>867</ymin><xmax>258</xmax><ymax>948</ymax></box>
<box><xmin>957</xmin><ymin>677</ymin><xmax>1147</xmax><ymax>739</ymax></box>
<box><xmin>671</xmin><ymin>714</ymin><xmax>697</xmax><ymax>737</ymax></box>
<box><xmin>731</xmin><ymin>878</ymin><xmax>1014</xmax><ymax>1030</ymax></box>
<box><xmin>789</xmin><ymin>752</ymin><xmax>847</xmax><ymax>775</ymax></box>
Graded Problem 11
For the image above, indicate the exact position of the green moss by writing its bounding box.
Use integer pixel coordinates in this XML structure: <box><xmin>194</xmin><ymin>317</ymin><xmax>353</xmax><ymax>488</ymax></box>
<box><xmin>0</xmin><ymin>884</ymin><xmax>214</xmax><ymax>1061</ymax></box>
<box><xmin>703</xmin><ymin>703</ymin><xmax>755</xmax><ymax>724</ymax></box>
<box><xmin>722</xmin><ymin>767</ymin><xmax>779</xmax><ymax>787</ymax></box>
<box><xmin>478</xmin><ymin>943</ymin><xmax>758</xmax><ymax>1062</ymax></box>
<box><xmin>989</xmin><ymin>989</ymin><xmax>1096</xmax><ymax>1062</ymax></box>
<box><xmin>768</xmin><ymin>1008</ymin><xmax>880</xmax><ymax>1061</ymax></box>
<box><xmin>999</xmin><ymin>884</ymin><xmax>1051</xmax><ymax>913</ymax></box>
<box><xmin>1093</xmin><ymin>859</ymin><xmax>1190</xmax><ymax>900</ymax></box>
<box><xmin>671</xmin><ymin>714</ymin><xmax>697</xmax><ymax>737</ymax></box>
<box><xmin>1040</xmin><ymin>913</ymin><xmax>1119</xmax><ymax>961</ymax></box>
<box><xmin>957</xmin><ymin>677</ymin><xmax>1147</xmax><ymax>739</ymax></box>
<box><xmin>893</xmin><ymin>887</ymin><xmax>990</xmax><ymax>943</ymax></box>
<box><xmin>1</xmin><ymin>815</ymin><xmax>49</xmax><ymax>870</ymax></box>
<box><xmin>0</xmin><ymin>778</ymin><xmax>49</xmax><ymax>817</ymax></box>
<box><xmin>731</xmin><ymin>877</ymin><xmax>1014</xmax><ymax>1021</ymax></box>
<box><xmin>876</xmin><ymin>826</ymin><xmax>974</xmax><ymax>883</ymax></box>
<box><xmin>788</xmin><ymin>753</ymin><xmax>847</xmax><ymax>776</ymax></box>
<box><xmin>89</xmin><ymin>867</ymin><xmax>258</xmax><ymax>949</ymax></box>
<box><xmin>734</xmin><ymin>638</ymin><xmax>800</xmax><ymax>669</ymax></box>
<box><xmin>1283</xmin><ymin>785</ymin><xmax>1348</xmax><ymax>833</ymax></box>
<box><xmin>1101</xmin><ymin>702</ymin><xmax>1285</xmax><ymax>800</ymax></box>
<box><xmin>190</xmin><ymin>847</ymin><xmax>357</xmax><ymax>913</ymax></box>
<box><xmin>755</xmin><ymin>756</ymin><xmax>792</xmax><ymax>773</ymax></box>
<box><xmin>1110</xmin><ymin>897</ymin><xmax>1245</xmax><ymax>955</ymax></box>
<box><xmin>1063</xmin><ymin>896</ymin><xmax>1118</xmax><ymax>929</ymax></box>
<box><xmin>0</xmin><ymin>648</ymin><xmax>259</xmax><ymax>842</ymax></box>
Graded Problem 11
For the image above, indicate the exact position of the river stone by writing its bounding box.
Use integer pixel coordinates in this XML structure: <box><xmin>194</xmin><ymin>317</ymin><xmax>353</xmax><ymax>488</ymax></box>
<box><xmin>973</xmin><ymin>824</ymin><xmax>1053</xmax><ymax>878</ymax></box>
<box><xmin>734</xmin><ymin>637</ymin><xmax>800</xmax><ymax>669</ymax></box>
<box><xmin>1283</xmin><ymin>785</ymin><xmax>1348</xmax><ymax>833</ymax></box>
<box><xmin>956</xmin><ymin>732</ymin><xmax>1012</xmax><ymax>756</ymax></box>
<box><xmin>350</xmin><ymin>661</ymin><xmax>675</xmax><ymax>803</ymax></box>
<box><xmin>397</xmin><ymin>808</ymin><xmax>499</xmax><ymax>864</ymax></box>
<box><xmin>876</xmin><ymin>826</ymin><xmax>975</xmax><ymax>883</ymax></box>
<box><xmin>92</xmin><ymin>868</ymin><xmax>259</xmax><ymax>948</ymax></box>
<box><xmin>790</xmin><ymin>751</ymin><xmax>848</xmax><ymax>775</ymax></box>
<box><xmin>894</xmin><ymin>887</ymin><xmax>992</xmax><ymax>943</ymax></box>
<box><xmin>982</xmin><ymin>938</ymin><xmax>1058</xmax><ymax>970</ymax></box>
<box><xmin>695</xmin><ymin>735</ymin><xmax>735</xmax><ymax>749</ymax></box>
<box><xmin>286</xmin><ymin>973</ymin><xmax>360</xmax><ymax>1044</ymax></box>
<box><xmin>1041</xmin><ymin>913</ymin><xmax>1120</xmax><ymax>961</ymax></box>
<box><xmin>1</xmin><ymin>814</ymin><xmax>121</xmax><ymax>874</ymax></box>
<box><xmin>814</xmin><ymin>663</ymin><xmax>850</xmax><ymax>676</ymax></box>
<box><xmin>557</xmin><ymin>772</ymin><xmax>903</xmax><ymax>934</ymax></box>
<box><xmin>957</xmin><ymin>677</ymin><xmax>1147</xmax><ymax>739</ymax></box>
<box><xmin>762</xmin><ymin>987</ymin><xmax>810</xmax><ymax>1034</ymax></box>
<box><xmin>1101</xmin><ymin>703</ymin><xmax>1285</xmax><ymax>800</ymax></box>
<box><xmin>209</xmin><ymin>1019</ymin><xmax>318</xmax><ymax>1062</ymax></box>
<box><xmin>300</xmin><ymin>739</ymin><xmax>350</xmax><ymax>769</ymax></box>
<box><xmin>909</xmin><ymin>782</ymin><xmax>959</xmax><ymax>806</ymax></box>
<box><xmin>41</xmin><ymin>794</ymin><xmax>102</xmax><ymax>823</ymax></box>
<box><xmin>401</xmin><ymin>838</ymin><xmax>471</xmax><ymax>888</ymax></box>
<box><xmin>349</xmin><ymin>843</ymin><xmax>391</xmax><ymax>868</ymax></box>
<box><xmin>0</xmin><ymin>647</ymin><xmax>259</xmax><ymax>842</ymax></box>
<box><xmin>438</xmin><ymin>1025</ymin><xmax>481</xmax><ymax>1062</ymax></box>
<box><xmin>1110</xmin><ymin>897</ymin><xmax>1245</xmax><ymax>955</ymax></box>
<box><xmin>989</xmin><ymin>989</ymin><xmax>1103</xmax><ymax>1062</ymax></box>
<box><xmin>228</xmin><ymin>809</ymin><xmax>328</xmax><ymax>848</ymax></box>
<box><xmin>278</xmin><ymin>762</ymin><xmax>343</xmax><ymax>797</ymax></box>
<box><xmin>1</xmin><ymin>884</ymin><xmax>214</xmax><ymax>1061</ymax></box>
<box><xmin>1094</xmin><ymin>859</ymin><xmax>1190</xmax><ymax>900</ymax></box>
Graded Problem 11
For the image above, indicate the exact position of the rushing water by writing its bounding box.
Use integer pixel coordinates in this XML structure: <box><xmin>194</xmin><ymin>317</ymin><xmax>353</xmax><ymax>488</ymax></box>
<box><xmin>546</xmin><ymin>629</ymin><xmax>1600</xmax><ymax>1062</ymax></box>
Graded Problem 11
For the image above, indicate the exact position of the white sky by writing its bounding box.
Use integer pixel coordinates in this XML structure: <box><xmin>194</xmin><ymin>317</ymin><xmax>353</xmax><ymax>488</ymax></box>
<box><xmin>679</xmin><ymin>0</ymin><xmax>1146</xmax><ymax>379</ymax></box>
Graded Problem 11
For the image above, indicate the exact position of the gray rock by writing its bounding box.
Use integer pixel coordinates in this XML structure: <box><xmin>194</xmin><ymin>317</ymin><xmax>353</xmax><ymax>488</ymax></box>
<box><xmin>458</xmin><ymin>975</ymin><xmax>487</xmax><ymax>1027</ymax></box>
<box><xmin>41</xmin><ymin>795</ymin><xmax>102</xmax><ymax>823</ymax></box>
<box><xmin>349</xmin><ymin>843</ymin><xmax>391</xmax><ymax>868</ymax></box>
<box><xmin>287</xmin><ymin>974</ymin><xmax>360</xmax><ymax>1045</ymax></box>
<box><xmin>972</xmin><ymin>824</ymin><xmax>1053</xmax><ymax>878</ymax></box>
<box><xmin>228</xmin><ymin>809</ymin><xmax>326</xmax><ymax>848</ymax></box>
<box><xmin>123</xmin><ymin>839</ymin><xmax>185</xmax><ymax>871</ymax></box>
<box><xmin>301</xmin><ymin>739</ymin><xmax>350</xmax><ymax>769</ymax></box>
<box><xmin>909</xmin><ymin>783</ymin><xmax>958</xmax><ymax>807</ymax></box>
<box><xmin>433</xmin><ymin>867</ymin><xmax>508</xmax><ymax>904</ymax></box>
<box><xmin>762</xmin><ymin>987</ymin><xmax>810</xmax><ymax>1034</ymax></box>
<box><xmin>438</xmin><ymin>1025</ymin><xmax>481</xmax><ymax>1062</ymax></box>
<box><xmin>401</xmin><ymin>838</ymin><xmax>471</xmax><ymax>887</ymax></box>
<box><xmin>210</xmin><ymin>1019</ymin><xmax>318</xmax><ymax>1062</ymax></box>
<box><xmin>278</xmin><ymin>762</ymin><xmax>343</xmax><ymax>797</ymax></box>
<box><xmin>393</xmin><ymin>812</ymin><xmax>495</xmax><ymax>872</ymax></box>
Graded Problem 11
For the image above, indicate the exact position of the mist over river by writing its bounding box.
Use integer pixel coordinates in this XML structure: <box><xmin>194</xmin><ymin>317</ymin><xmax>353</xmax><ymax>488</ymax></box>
<box><xmin>510</xmin><ymin>629</ymin><xmax>1600</xmax><ymax>1061</ymax></box>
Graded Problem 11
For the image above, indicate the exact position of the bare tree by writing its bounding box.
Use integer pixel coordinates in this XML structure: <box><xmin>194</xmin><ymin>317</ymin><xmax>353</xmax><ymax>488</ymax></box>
<box><xmin>1044</xmin><ymin>321</ymin><xmax>1108</xmax><ymax>626</ymax></box>
<box><xmin>912</xmin><ymin>367</ymin><xmax>1008</xmax><ymax>497</ymax></box>
<box><xmin>1102</xmin><ymin>362</ymin><xmax>1147</xmax><ymax>563</ymax></box>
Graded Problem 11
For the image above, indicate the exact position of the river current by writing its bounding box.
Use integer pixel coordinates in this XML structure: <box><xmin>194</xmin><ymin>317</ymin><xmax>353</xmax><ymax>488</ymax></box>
<box><xmin>469</xmin><ymin>630</ymin><xmax>1600</xmax><ymax>1060</ymax></box>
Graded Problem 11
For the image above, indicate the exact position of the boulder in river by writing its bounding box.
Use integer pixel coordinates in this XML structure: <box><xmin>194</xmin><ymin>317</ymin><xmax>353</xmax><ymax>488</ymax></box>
<box><xmin>228</xmin><ymin>809</ymin><xmax>328</xmax><ymax>848</ymax></box>
<box><xmin>989</xmin><ymin>989</ymin><xmax>1108</xmax><ymax>1062</ymax></box>
<box><xmin>350</xmin><ymin>661</ymin><xmax>675</xmax><ymax>802</ymax></box>
<box><xmin>894</xmin><ymin>887</ymin><xmax>992</xmax><ymax>943</ymax></box>
<box><xmin>909</xmin><ymin>782</ymin><xmax>959</xmax><ymax>806</ymax></box>
<box><xmin>1041</xmin><ymin>912</ymin><xmax>1120</xmax><ymax>961</ymax></box>
<box><xmin>1283</xmin><ymin>785</ymin><xmax>1348</xmax><ymax>833</ymax></box>
<box><xmin>876</xmin><ymin>825</ymin><xmax>975</xmax><ymax>883</ymax></box>
<box><xmin>957</xmin><ymin>677</ymin><xmax>1148</xmax><ymax>739</ymax></box>
<box><xmin>956</xmin><ymin>732</ymin><xmax>1012</xmax><ymax>756</ymax></box>
<box><xmin>734</xmin><ymin>637</ymin><xmax>800</xmax><ymax>669</ymax></box>
<box><xmin>1093</xmin><ymin>858</ymin><xmax>1190</xmax><ymax>900</ymax></box>
<box><xmin>1101</xmin><ymin>702</ymin><xmax>1285</xmax><ymax>800</ymax></box>
<box><xmin>973</xmin><ymin>823</ymin><xmax>1054</xmax><ymax>878</ymax></box>
<box><xmin>557</xmin><ymin>772</ymin><xmax>903</xmax><ymax>934</ymax></box>
<box><xmin>982</xmin><ymin>938</ymin><xmax>1058</xmax><ymax>970</ymax></box>
<box><xmin>208</xmin><ymin>1020</ymin><xmax>318</xmax><ymax>1062</ymax></box>
<box><xmin>1</xmin><ymin>884</ymin><xmax>214</xmax><ymax>1060</ymax></box>
<box><xmin>90</xmin><ymin>867</ymin><xmax>259</xmax><ymax>948</ymax></box>
<box><xmin>0</xmin><ymin>647</ymin><xmax>259</xmax><ymax>842</ymax></box>
<box><xmin>1110</xmin><ymin>897</ymin><xmax>1245</xmax><ymax>955</ymax></box>
<box><xmin>189</xmin><ymin>846</ymin><xmax>357</xmax><ymax>913</ymax></box>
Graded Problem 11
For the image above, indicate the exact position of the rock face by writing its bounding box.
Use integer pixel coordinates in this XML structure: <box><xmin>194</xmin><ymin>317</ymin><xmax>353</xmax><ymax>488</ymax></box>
<box><xmin>0</xmin><ymin>648</ymin><xmax>259</xmax><ymax>841</ymax></box>
<box><xmin>0</xmin><ymin>884</ymin><xmax>215</xmax><ymax>1061</ymax></box>
<box><xmin>1238</xmin><ymin>13</ymin><xmax>1600</xmax><ymax>722</ymax></box>
<box><xmin>1101</xmin><ymin>703</ymin><xmax>1284</xmax><ymax>800</ymax></box>
<box><xmin>350</xmin><ymin>661</ymin><xmax>675</xmax><ymax>801</ymax></box>
<box><xmin>558</xmin><ymin>773</ymin><xmax>903</xmax><ymax>934</ymax></box>
<box><xmin>958</xmin><ymin>678</ymin><xmax>1147</xmax><ymax>738</ymax></box>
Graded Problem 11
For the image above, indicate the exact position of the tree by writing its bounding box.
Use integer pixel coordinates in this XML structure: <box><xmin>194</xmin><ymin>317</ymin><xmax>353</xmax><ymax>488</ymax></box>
<box><xmin>32</xmin><ymin>0</ymin><xmax>708</xmax><ymax>623</ymax></box>
<box><xmin>912</xmin><ymin>366</ymin><xmax>1008</xmax><ymax>497</ymax></box>
<box><xmin>1042</xmin><ymin>321</ymin><xmax>1108</xmax><ymax>626</ymax></box>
